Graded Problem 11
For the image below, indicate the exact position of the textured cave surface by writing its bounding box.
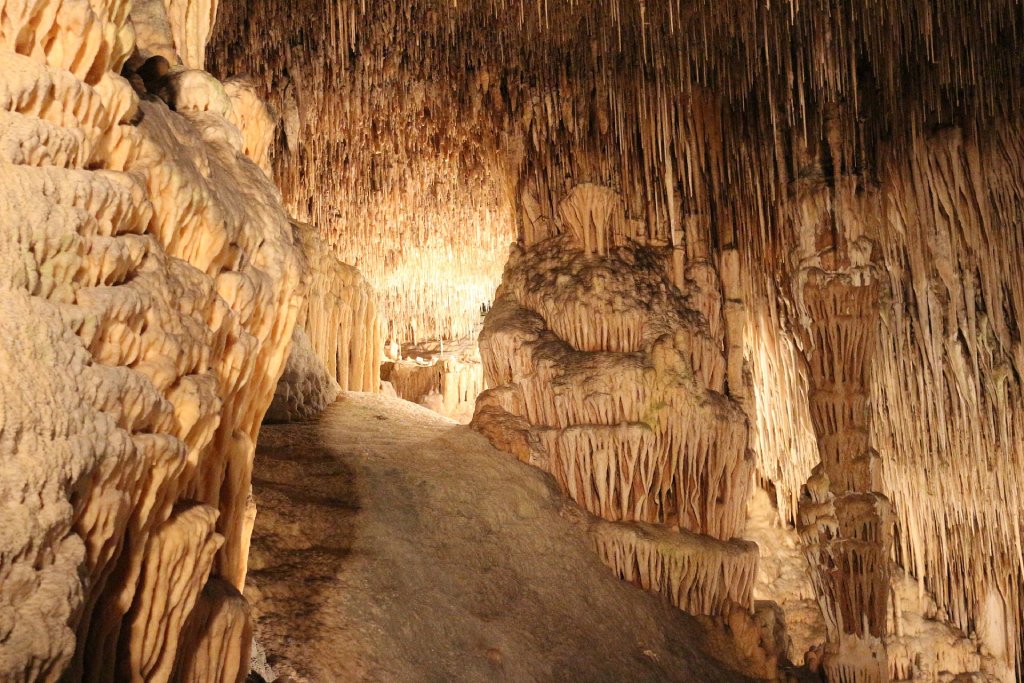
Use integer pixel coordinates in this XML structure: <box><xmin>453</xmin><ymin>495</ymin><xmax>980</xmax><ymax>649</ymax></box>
<box><xmin>0</xmin><ymin>0</ymin><xmax>303</xmax><ymax>679</ymax></box>
<box><xmin>380</xmin><ymin>339</ymin><xmax>485</xmax><ymax>423</ymax></box>
<box><xmin>2</xmin><ymin>0</ymin><xmax>1023</xmax><ymax>681</ymax></box>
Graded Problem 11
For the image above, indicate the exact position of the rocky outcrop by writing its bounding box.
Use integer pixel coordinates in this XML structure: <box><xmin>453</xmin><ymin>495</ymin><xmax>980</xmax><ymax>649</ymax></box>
<box><xmin>0</xmin><ymin>1</ymin><xmax>302</xmax><ymax>681</ymax></box>
<box><xmin>473</xmin><ymin>186</ymin><xmax>757</xmax><ymax>622</ymax></box>
<box><xmin>266</xmin><ymin>327</ymin><xmax>340</xmax><ymax>423</ymax></box>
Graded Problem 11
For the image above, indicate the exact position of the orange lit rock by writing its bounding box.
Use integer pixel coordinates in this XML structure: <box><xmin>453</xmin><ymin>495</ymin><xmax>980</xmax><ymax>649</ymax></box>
<box><xmin>0</xmin><ymin>0</ymin><xmax>302</xmax><ymax>679</ymax></box>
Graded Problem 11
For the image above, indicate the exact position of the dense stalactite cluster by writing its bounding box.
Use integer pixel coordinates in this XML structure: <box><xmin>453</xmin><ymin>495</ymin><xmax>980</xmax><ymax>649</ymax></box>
<box><xmin>473</xmin><ymin>224</ymin><xmax>756</xmax><ymax>619</ymax></box>
<box><xmin>207</xmin><ymin>2</ymin><xmax>518</xmax><ymax>343</ymax></box>
<box><xmin>2</xmin><ymin>0</ymin><xmax>1022</xmax><ymax>679</ymax></box>
<box><xmin>870</xmin><ymin>128</ymin><xmax>1024</xmax><ymax>678</ymax></box>
<box><xmin>747</xmin><ymin>126</ymin><xmax>1024</xmax><ymax>679</ymax></box>
<box><xmin>0</xmin><ymin>0</ymin><xmax>302</xmax><ymax>680</ymax></box>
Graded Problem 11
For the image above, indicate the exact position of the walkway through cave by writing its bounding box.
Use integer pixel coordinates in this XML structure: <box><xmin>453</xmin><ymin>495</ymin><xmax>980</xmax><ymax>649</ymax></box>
<box><xmin>246</xmin><ymin>393</ymin><xmax>756</xmax><ymax>682</ymax></box>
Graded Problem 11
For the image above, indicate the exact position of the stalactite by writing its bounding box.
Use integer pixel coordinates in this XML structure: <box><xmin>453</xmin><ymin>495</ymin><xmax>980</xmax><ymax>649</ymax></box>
<box><xmin>473</xmin><ymin>220</ymin><xmax>756</xmax><ymax>623</ymax></box>
<box><xmin>1</xmin><ymin>0</ymin><xmax>1011</xmax><ymax>677</ymax></box>
<box><xmin>592</xmin><ymin>520</ymin><xmax>758</xmax><ymax>617</ymax></box>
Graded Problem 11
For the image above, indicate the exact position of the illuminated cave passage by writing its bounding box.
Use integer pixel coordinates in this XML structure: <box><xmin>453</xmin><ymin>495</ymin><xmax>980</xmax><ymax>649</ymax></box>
<box><xmin>1</xmin><ymin>1</ymin><xmax>1022</xmax><ymax>683</ymax></box>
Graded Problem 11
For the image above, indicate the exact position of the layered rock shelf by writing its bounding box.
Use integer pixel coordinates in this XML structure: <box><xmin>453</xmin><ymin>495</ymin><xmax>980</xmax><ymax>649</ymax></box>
<box><xmin>473</xmin><ymin>206</ymin><xmax>755</xmax><ymax>620</ymax></box>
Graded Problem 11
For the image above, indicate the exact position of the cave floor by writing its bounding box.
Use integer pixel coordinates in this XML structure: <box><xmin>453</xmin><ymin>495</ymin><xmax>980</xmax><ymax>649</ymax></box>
<box><xmin>247</xmin><ymin>392</ymin><xmax>754</xmax><ymax>683</ymax></box>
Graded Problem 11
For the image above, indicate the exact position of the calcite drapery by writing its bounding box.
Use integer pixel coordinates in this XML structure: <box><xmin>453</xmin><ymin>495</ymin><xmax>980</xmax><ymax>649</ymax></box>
<box><xmin>267</xmin><ymin>221</ymin><xmax>383</xmax><ymax>422</ymax></box>
<box><xmin>297</xmin><ymin>222</ymin><xmax>382</xmax><ymax>395</ymax></box>
<box><xmin>0</xmin><ymin>0</ymin><xmax>302</xmax><ymax>680</ymax></box>
<box><xmin>474</xmin><ymin>211</ymin><xmax>756</xmax><ymax>618</ymax></box>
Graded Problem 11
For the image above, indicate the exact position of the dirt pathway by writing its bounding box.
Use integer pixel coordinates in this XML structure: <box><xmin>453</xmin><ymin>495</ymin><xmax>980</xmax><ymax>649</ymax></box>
<box><xmin>247</xmin><ymin>393</ymin><xmax>749</xmax><ymax>682</ymax></box>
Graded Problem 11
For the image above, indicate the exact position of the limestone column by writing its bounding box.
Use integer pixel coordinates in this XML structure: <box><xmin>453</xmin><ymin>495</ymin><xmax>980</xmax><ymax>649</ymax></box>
<box><xmin>798</xmin><ymin>268</ymin><xmax>892</xmax><ymax>683</ymax></box>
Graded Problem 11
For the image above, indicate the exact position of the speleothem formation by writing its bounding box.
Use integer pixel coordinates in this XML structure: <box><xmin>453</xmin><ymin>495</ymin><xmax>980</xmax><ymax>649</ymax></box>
<box><xmin>267</xmin><ymin>222</ymin><xmax>382</xmax><ymax>422</ymax></box>
<box><xmin>473</xmin><ymin>203</ymin><xmax>756</xmax><ymax>608</ymax></box>
<box><xmin>380</xmin><ymin>340</ymin><xmax>485</xmax><ymax>422</ymax></box>
<box><xmin>0</xmin><ymin>0</ymin><xmax>303</xmax><ymax>679</ymax></box>
<box><xmin>2</xmin><ymin>0</ymin><xmax>1023</xmax><ymax>681</ymax></box>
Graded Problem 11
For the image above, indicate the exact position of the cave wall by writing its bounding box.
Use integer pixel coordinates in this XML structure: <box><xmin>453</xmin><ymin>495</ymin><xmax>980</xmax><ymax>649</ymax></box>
<box><xmin>0</xmin><ymin>0</ymin><xmax>1017</xmax><ymax>677</ymax></box>
<box><xmin>267</xmin><ymin>220</ymin><xmax>383</xmax><ymax>422</ymax></box>
<box><xmin>0</xmin><ymin>0</ymin><xmax>303</xmax><ymax>679</ymax></box>
<box><xmin>471</xmin><ymin>222</ymin><xmax>758</xmax><ymax>613</ymax></box>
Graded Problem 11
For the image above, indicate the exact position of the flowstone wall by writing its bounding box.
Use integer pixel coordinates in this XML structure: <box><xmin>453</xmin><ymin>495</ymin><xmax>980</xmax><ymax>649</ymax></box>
<box><xmin>472</xmin><ymin>187</ymin><xmax>776</xmax><ymax>673</ymax></box>
<box><xmin>267</xmin><ymin>221</ymin><xmax>383</xmax><ymax>423</ymax></box>
<box><xmin>475</xmin><ymin>179</ymin><xmax>1013</xmax><ymax>680</ymax></box>
<box><xmin>0</xmin><ymin>0</ymin><xmax>303</xmax><ymax>680</ymax></box>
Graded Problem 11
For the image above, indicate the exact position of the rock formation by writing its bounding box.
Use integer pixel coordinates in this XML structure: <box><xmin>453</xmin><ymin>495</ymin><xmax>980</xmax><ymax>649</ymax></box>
<box><xmin>3</xmin><ymin>0</ymin><xmax>1023</xmax><ymax>681</ymax></box>
<box><xmin>297</xmin><ymin>222</ymin><xmax>382</xmax><ymax>395</ymax></box>
<box><xmin>381</xmin><ymin>340</ymin><xmax>485</xmax><ymax>423</ymax></box>
<box><xmin>265</xmin><ymin>327</ymin><xmax>340</xmax><ymax>423</ymax></box>
<box><xmin>473</xmin><ymin>184</ymin><xmax>757</xmax><ymax>618</ymax></box>
<box><xmin>209</xmin><ymin>3</ymin><xmax>516</xmax><ymax>344</ymax></box>
<box><xmin>0</xmin><ymin>0</ymin><xmax>302</xmax><ymax>680</ymax></box>
<box><xmin>796</xmin><ymin>270</ymin><xmax>892</xmax><ymax>681</ymax></box>
<box><xmin>267</xmin><ymin>221</ymin><xmax>382</xmax><ymax>422</ymax></box>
